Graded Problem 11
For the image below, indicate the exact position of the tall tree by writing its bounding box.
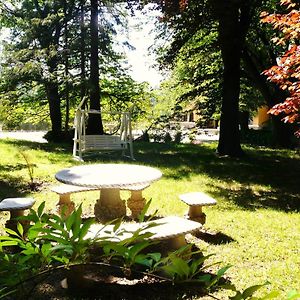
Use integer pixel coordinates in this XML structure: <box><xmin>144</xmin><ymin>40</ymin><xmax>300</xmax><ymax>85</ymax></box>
<box><xmin>0</xmin><ymin>0</ymin><xmax>72</xmax><ymax>140</ymax></box>
<box><xmin>79</xmin><ymin>0</ymin><xmax>87</xmax><ymax>100</ymax></box>
<box><xmin>158</xmin><ymin>0</ymin><xmax>262</xmax><ymax>156</ymax></box>
<box><xmin>87</xmin><ymin>0</ymin><xmax>104</xmax><ymax>134</ymax></box>
<box><xmin>0</xmin><ymin>0</ymin><xmax>140</xmax><ymax>138</ymax></box>
<box><xmin>213</xmin><ymin>0</ymin><xmax>257</xmax><ymax>156</ymax></box>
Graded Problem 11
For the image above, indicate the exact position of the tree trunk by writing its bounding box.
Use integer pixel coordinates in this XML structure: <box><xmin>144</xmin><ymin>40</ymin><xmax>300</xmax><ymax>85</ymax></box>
<box><xmin>45</xmin><ymin>81</ymin><xmax>62</xmax><ymax>137</ymax></box>
<box><xmin>87</xmin><ymin>0</ymin><xmax>104</xmax><ymax>134</ymax></box>
<box><xmin>80</xmin><ymin>0</ymin><xmax>86</xmax><ymax>101</ymax></box>
<box><xmin>239</xmin><ymin>111</ymin><xmax>250</xmax><ymax>132</ymax></box>
<box><xmin>216</xmin><ymin>1</ymin><xmax>245</xmax><ymax>157</ymax></box>
<box><xmin>64</xmin><ymin>1</ymin><xmax>70</xmax><ymax>133</ymax></box>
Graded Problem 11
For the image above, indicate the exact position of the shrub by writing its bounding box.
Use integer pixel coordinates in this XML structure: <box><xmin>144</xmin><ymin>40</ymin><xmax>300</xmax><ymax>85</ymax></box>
<box><xmin>0</xmin><ymin>203</ymin><xmax>296</xmax><ymax>299</ymax></box>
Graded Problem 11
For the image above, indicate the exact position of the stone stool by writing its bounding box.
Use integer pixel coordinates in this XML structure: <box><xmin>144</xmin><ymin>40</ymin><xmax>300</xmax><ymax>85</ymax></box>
<box><xmin>0</xmin><ymin>197</ymin><xmax>35</xmax><ymax>230</ymax></box>
<box><xmin>179</xmin><ymin>192</ymin><xmax>217</xmax><ymax>224</ymax></box>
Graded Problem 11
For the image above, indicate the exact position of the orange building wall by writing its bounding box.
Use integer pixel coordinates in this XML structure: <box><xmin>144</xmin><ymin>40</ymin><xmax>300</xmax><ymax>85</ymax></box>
<box><xmin>252</xmin><ymin>106</ymin><xmax>270</xmax><ymax>127</ymax></box>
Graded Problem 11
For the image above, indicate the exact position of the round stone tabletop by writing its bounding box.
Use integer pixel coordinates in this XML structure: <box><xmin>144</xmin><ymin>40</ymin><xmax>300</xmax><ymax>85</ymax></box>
<box><xmin>55</xmin><ymin>163</ymin><xmax>162</xmax><ymax>189</ymax></box>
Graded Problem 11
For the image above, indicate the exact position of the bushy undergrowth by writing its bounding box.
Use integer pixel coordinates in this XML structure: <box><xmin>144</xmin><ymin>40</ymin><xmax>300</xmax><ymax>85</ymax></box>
<box><xmin>0</xmin><ymin>204</ymin><xmax>293</xmax><ymax>300</ymax></box>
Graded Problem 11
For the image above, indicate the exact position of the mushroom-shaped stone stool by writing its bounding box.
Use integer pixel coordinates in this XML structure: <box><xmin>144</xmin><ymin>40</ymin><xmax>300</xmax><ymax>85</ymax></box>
<box><xmin>0</xmin><ymin>197</ymin><xmax>35</xmax><ymax>230</ymax></box>
<box><xmin>179</xmin><ymin>192</ymin><xmax>217</xmax><ymax>224</ymax></box>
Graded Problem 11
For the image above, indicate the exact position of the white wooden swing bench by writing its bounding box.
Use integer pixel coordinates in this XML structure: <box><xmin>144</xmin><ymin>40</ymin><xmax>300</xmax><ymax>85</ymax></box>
<box><xmin>73</xmin><ymin>99</ymin><xmax>134</xmax><ymax>161</ymax></box>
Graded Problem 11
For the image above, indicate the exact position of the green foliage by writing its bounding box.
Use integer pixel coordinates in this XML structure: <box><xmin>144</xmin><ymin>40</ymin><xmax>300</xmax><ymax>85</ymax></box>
<box><xmin>0</xmin><ymin>196</ymin><xmax>298</xmax><ymax>299</ymax></box>
<box><xmin>240</xmin><ymin>129</ymin><xmax>274</xmax><ymax>147</ymax></box>
<box><xmin>163</xmin><ymin>132</ymin><xmax>172</xmax><ymax>143</ymax></box>
<box><xmin>0</xmin><ymin>0</ymin><xmax>151</xmax><ymax>133</ymax></box>
<box><xmin>174</xmin><ymin>131</ymin><xmax>182</xmax><ymax>143</ymax></box>
<box><xmin>154</xmin><ymin>243</ymin><xmax>228</xmax><ymax>288</ymax></box>
<box><xmin>223</xmin><ymin>280</ymin><xmax>299</xmax><ymax>299</ymax></box>
<box><xmin>0</xmin><ymin>202</ymin><xmax>95</xmax><ymax>296</ymax></box>
<box><xmin>97</xmin><ymin>220</ymin><xmax>161</xmax><ymax>271</ymax></box>
<box><xmin>137</xmin><ymin>199</ymin><xmax>156</xmax><ymax>223</ymax></box>
<box><xmin>286</xmin><ymin>290</ymin><xmax>300</xmax><ymax>300</ymax></box>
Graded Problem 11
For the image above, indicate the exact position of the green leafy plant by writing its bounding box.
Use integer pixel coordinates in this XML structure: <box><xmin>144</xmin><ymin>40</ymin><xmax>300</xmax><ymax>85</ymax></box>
<box><xmin>163</xmin><ymin>132</ymin><xmax>172</xmax><ymax>143</ymax></box>
<box><xmin>137</xmin><ymin>199</ymin><xmax>158</xmax><ymax>223</ymax></box>
<box><xmin>0</xmin><ymin>202</ymin><xmax>95</xmax><ymax>297</ymax></box>
<box><xmin>286</xmin><ymin>290</ymin><xmax>300</xmax><ymax>300</ymax></box>
<box><xmin>174</xmin><ymin>131</ymin><xmax>182</xmax><ymax>143</ymax></box>
<box><xmin>1</xmin><ymin>201</ymin><xmax>295</xmax><ymax>300</ymax></box>
<box><xmin>97</xmin><ymin>219</ymin><xmax>162</xmax><ymax>273</ymax></box>
<box><xmin>153</xmin><ymin>243</ymin><xmax>230</xmax><ymax>290</ymax></box>
<box><xmin>226</xmin><ymin>282</ymin><xmax>279</xmax><ymax>300</ymax></box>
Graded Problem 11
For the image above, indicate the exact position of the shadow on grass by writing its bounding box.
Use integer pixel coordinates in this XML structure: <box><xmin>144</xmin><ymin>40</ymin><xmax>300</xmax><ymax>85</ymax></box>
<box><xmin>210</xmin><ymin>185</ymin><xmax>299</xmax><ymax>212</ymax></box>
<box><xmin>132</xmin><ymin>142</ymin><xmax>300</xmax><ymax>213</ymax></box>
<box><xmin>194</xmin><ymin>231</ymin><xmax>235</xmax><ymax>245</ymax></box>
<box><xmin>1</xmin><ymin>139</ymin><xmax>299</xmax><ymax>213</ymax></box>
<box><xmin>0</xmin><ymin>175</ymin><xmax>31</xmax><ymax>199</ymax></box>
<box><xmin>1</xmin><ymin>139</ymin><xmax>74</xmax><ymax>162</ymax></box>
<box><xmin>0</xmin><ymin>163</ymin><xmax>28</xmax><ymax>172</ymax></box>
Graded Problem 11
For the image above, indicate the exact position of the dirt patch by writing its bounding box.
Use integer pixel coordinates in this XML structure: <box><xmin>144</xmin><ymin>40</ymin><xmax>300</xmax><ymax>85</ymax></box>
<box><xmin>11</xmin><ymin>264</ymin><xmax>207</xmax><ymax>300</ymax></box>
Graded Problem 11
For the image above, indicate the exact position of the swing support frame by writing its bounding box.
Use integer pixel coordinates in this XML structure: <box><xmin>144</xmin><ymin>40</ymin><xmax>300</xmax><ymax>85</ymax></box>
<box><xmin>73</xmin><ymin>99</ymin><xmax>134</xmax><ymax>161</ymax></box>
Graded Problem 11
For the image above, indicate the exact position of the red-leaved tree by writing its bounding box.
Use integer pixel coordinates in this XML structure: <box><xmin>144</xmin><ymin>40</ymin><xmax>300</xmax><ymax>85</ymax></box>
<box><xmin>261</xmin><ymin>0</ymin><xmax>300</xmax><ymax>137</ymax></box>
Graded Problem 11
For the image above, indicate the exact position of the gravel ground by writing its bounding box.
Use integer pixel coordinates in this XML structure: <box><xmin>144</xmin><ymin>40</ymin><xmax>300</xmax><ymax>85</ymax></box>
<box><xmin>0</xmin><ymin>131</ymin><xmax>48</xmax><ymax>143</ymax></box>
<box><xmin>0</xmin><ymin>130</ymin><xmax>219</xmax><ymax>144</ymax></box>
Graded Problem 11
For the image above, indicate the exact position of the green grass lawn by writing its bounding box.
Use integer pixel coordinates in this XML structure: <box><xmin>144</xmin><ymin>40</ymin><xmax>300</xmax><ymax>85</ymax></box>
<box><xmin>0</xmin><ymin>138</ymin><xmax>299</xmax><ymax>299</ymax></box>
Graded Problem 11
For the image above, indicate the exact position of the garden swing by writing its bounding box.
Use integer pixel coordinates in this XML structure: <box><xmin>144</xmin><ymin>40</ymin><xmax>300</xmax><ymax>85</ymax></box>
<box><xmin>73</xmin><ymin>98</ymin><xmax>134</xmax><ymax>161</ymax></box>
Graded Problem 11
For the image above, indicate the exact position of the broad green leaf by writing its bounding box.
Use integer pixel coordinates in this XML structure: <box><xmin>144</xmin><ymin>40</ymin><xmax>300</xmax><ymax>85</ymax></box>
<box><xmin>0</xmin><ymin>241</ymin><xmax>19</xmax><ymax>247</ymax></box>
<box><xmin>42</xmin><ymin>234</ymin><xmax>68</xmax><ymax>244</ymax></box>
<box><xmin>22</xmin><ymin>247</ymin><xmax>38</xmax><ymax>256</ymax></box>
<box><xmin>260</xmin><ymin>290</ymin><xmax>280</xmax><ymax>299</ymax></box>
<box><xmin>134</xmin><ymin>254</ymin><xmax>153</xmax><ymax>267</ymax></box>
<box><xmin>51</xmin><ymin>244</ymin><xmax>74</xmax><ymax>255</ymax></box>
<box><xmin>52</xmin><ymin>255</ymin><xmax>69</xmax><ymax>264</ymax></box>
<box><xmin>138</xmin><ymin>199</ymin><xmax>152</xmax><ymax>222</ymax></box>
<box><xmin>27</xmin><ymin>222</ymin><xmax>45</xmax><ymax>240</ymax></box>
<box><xmin>78</xmin><ymin>218</ymin><xmax>95</xmax><ymax>241</ymax></box>
<box><xmin>128</xmin><ymin>240</ymin><xmax>151</xmax><ymax>259</ymax></box>
<box><xmin>41</xmin><ymin>243</ymin><xmax>52</xmax><ymax>256</ymax></box>
<box><xmin>286</xmin><ymin>290</ymin><xmax>300</xmax><ymax>300</ymax></box>
<box><xmin>190</xmin><ymin>254</ymin><xmax>214</xmax><ymax>276</ymax></box>
<box><xmin>71</xmin><ymin>205</ymin><xmax>82</xmax><ymax>238</ymax></box>
<box><xmin>217</xmin><ymin>265</ymin><xmax>232</xmax><ymax>277</ymax></box>
<box><xmin>66</xmin><ymin>211</ymin><xmax>76</xmax><ymax>231</ymax></box>
<box><xmin>17</xmin><ymin>222</ymin><xmax>23</xmax><ymax>236</ymax></box>
<box><xmin>47</xmin><ymin>220</ymin><xmax>68</xmax><ymax>237</ymax></box>
<box><xmin>0</xmin><ymin>236</ymin><xmax>19</xmax><ymax>241</ymax></box>
<box><xmin>196</xmin><ymin>274</ymin><xmax>212</xmax><ymax>283</ymax></box>
<box><xmin>169</xmin><ymin>256</ymin><xmax>190</xmax><ymax>280</ymax></box>
<box><xmin>4</xmin><ymin>227</ymin><xmax>21</xmax><ymax>238</ymax></box>
<box><xmin>22</xmin><ymin>210</ymin><xmax>38</xmax><ymax>223</ymax></box>
<box><xmin>113</xmin><ymin>218</ymin><xmax>123</xmax><ymax>232</ymax></box>
<box><xmin>242</xmin><ymin>282</ymin><xmax>269</xmax><ymax>299</ymax></box>
<box><xmin>207</xmin><ymin>265</ymin><xmax>231</xmax><ymax>289</ymax></box>
<box><xmin>37</xmin><ymin>201</ymin><xmax>45</xmax><ymax>217</ymax></box>
<box><xmin>148</xmin><ymin>252</ymin><xmax>161</xmax><ymax>263</ymax></box>
<box><xmin>103</xmin><ymin>243</ymin><xmax>127</xmax><ymax>256</ymax></box>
